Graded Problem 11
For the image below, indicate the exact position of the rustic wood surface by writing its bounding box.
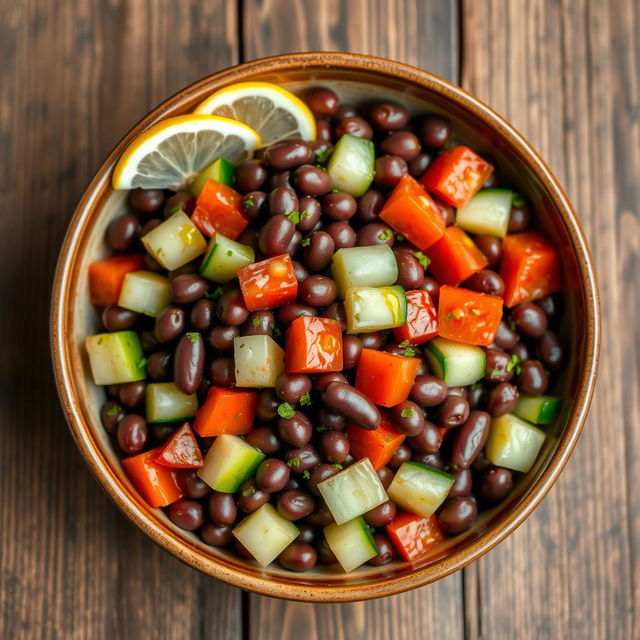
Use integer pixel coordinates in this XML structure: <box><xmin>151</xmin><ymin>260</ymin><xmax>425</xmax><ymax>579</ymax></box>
<box><xmin>0</xmin><ymin>0</ymin><xmax>636</xmax><ymax>638</ymax></box>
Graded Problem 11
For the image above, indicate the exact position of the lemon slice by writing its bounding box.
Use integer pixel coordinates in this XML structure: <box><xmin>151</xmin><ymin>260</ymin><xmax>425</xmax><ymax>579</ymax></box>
<box><xmin>112</xmin><ymin>114</ymin><xmax>261</xmax><ymax>190</ymax></box>
<box><xmin>194</xmin><ymin>82</ymin><xmax>316</xmax><ymax>146</ymax></box>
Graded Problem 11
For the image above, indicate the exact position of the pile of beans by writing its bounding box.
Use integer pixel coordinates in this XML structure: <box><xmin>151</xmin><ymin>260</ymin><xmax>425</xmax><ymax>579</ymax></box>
<box><xmin>97</xmin><ymin>86</ymin><xmax>564</xmax><ymax>571</ymax></box>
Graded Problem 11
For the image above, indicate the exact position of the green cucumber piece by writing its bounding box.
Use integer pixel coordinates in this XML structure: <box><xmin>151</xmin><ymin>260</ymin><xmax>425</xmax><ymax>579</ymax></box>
<box><xmin>514</xmin><ymin>394</ymin><xmax>561</xmax><ymax>425</ymax></box>
<box><xmin>198</xmin><ymin>434</ymin><xmax>265</xmax><ymax>493</ymax></box>
<box><xmin>199</xmin><ymin>232</ymin><xmax>254</xmax><ymax>282</ymax></box>
<box><xmin>232</xmin><ymin>503</ymin><xmax>299</xmax><ymax>567</ymax></box>
<box><xmin>387</xmin><ymin>462</ymin><xmax>454</xmax><ymax>518</ymax></box>
<box><xmin>486</xmin><ymin>413</ymin><xmax>546</xmax><ymax>473</ymax></box>
<box><xmin>424</xmin><ymin>337</ymin><xmax>486</xmax><ymax>386</ymax></box>
<box><xmin>324</xmin><ymin>517</ymin><xmax>378</xmax><ymax>572</ymax></box>
<box><xmin>331</xmin><ymin>245</ymin><xmax>398</xmax><ymax>298</ymax></box>
<box><xmin>327</xmin><ymin>134</ymin><xmax>375</xmax><ymax>197</ymax></box>
<box><xmin>455</xmin><ymin>188</ymin><xmax>513</xmax><ymax>238</ymax></box>
<box><xmin>117</xmin><ymin>270</ymin><xmax>171</xmax><ymax>317</ymax></box>
<box><xmin>190</xmin><ymin>158</ymin><xmax>235</xmax><ymax>197</ymax></box>
<box><xmin>146</xmin><ymin>382</ymin><xmax>198</xmax><ymax>423</ymax></box>
<box><xmin>317</xmin><ymin>459</ymin><xmax>387</xmax><ymax>525</ymax></box>
<box><xmin>345</xmin><ymin>285</ymin><xmax>407</xmax><ymax>333</ymax></box>
<box><xmin>85</xmin><ymin>331</ymin><xmax>146</xmax><ymax>385</ymax></box>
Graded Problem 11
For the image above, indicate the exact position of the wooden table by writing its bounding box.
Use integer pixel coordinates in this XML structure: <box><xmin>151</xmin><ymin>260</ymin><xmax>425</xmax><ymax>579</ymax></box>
<box><xmin>2</xmin><ymin>1</ymin><xmax>637</xmax><ymax>637</ymax></box>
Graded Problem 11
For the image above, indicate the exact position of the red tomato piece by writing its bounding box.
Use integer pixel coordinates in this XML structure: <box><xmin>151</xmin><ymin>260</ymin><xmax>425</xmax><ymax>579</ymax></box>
<box><xmin>393</xmin><ymin>289</ymin><xmax>439</xmax><ymax>345</ymax></box>
<box><xmin>237</xmin><ymin>254</ymin><xmax>298</xmax><ymax>311</ymax></box>
<box><xmin>193</xmin><ymin>386</ymin><xmax>257</xmax><ymax>437</ymax></box>
<box><xmin>285</xmin><ymin>316</ymin><xmax>343</xmax><ymax>373</ymax></box>
<box><xmin>346</xmin><ymin>416</ymin><xmax>406</xmax><ymax>471</ymax></box>
<box><xmin>500</xmin><ymin>231</ymin><xmax>562</xmax><ymax>307</ymax></box>
<box><xmin>386</xmin><ymin>511</ymin><xmax>445</xmax><ymax>561</ymax></box>
<box><xmin>121</xmin><ymin>447</ymin><xmax>184</xmax><ymax>508</ymax></box>
<box><xmin>88</xmin><ymin>254</ymin><xmax>145</xmax><ymax>307</ymax></box>
<box><xmin>425</xmin><ymin>226</ymin><xmax>488</xmax><ymax>285</ymax></box>
<box><xmin>191</xmin><ymin>179</ymin><xmax>248</xmax><ymax>239</ymax></box>
<box><xmin>437</xmin><ymin>285</ymin><xmax>503</xmax><ymax>346</ymax></box>
<box><xmin>355</xmin><ymin>348</ymin><xmax>420</xmax><ymax>408</ymax></box>
<box><xmin>155</xmin><ymin>423</ymin><xmax>203</xmax><ymax>468</ymax></box>
<box><xmin>379</xmin><ymin>175</ymin><xmax>446</xmax><ymax>250</ymax></box>
<box><xmin>419</xmin><ymin>145</ymin><xmax>494</xmax><ymax>208</ymax></box>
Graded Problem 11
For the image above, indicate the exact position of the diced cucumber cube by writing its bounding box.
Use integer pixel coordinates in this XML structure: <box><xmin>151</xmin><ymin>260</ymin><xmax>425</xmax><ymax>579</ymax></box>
<box><xmin>85</xmin><ymin>331</ymin><xmax>146</xmax><ymax>385</ymax></box>
<box><xmin>141</xmin><ymin>210</ymin><xmax>207</xmax><ymax>271</ymax></box>
<box><xmin>327</xmin><ymin>134</ymin><xmax>375</xmax><ymax>197</ymax></box>
<box><xmin>199</xmin><ymin>232</ymin><xmax>254</xmax><ymax>283</ymax></box>
<box><xmin>424</xmin><ymin>337</ymin><xmax>486</xmax><ymax>386</ymax></box>
<box><xmin>317</xmin><ymin>459</ymin><xmax>388</xmax><ymax>525</ymax></box>
<box><xmin>486</xmin><ymin>413</ymin><xmax>546</xmax><ymax>473</ymax></box>
<box><xmin>117</xmin><ymin>270</ymin><xmax>171</xmax><ymax>317</ymax></box>
<box><xmin>514</xmin><ymin>394</ymin><xmax>562</xmax><ymax>425</ymax></box>
<box><xmin>234</xmin><ymin>335</ymin><xmax>285</xmax><ymax>388</ymax></box>
<box><xmin>345</xmin><ymin>285</ymin><xmax>407</xmax><ymax>333</ymax></box>
<box><xmin>198</xmin><ymin>434</ymin><xmax>265</xmax><ymax>493</ymax></box>
<box><xmin>331</xmin><ymin>245</ymin><xmax>398</xmax><ymax>298</ymax></box>
<box><xmin>232</xmin><ymin>503</ymin><xmax>299</xmax><ymax>567</ymax></box>
<box><xmin>190</xmin><ymin>158</ymin><xmax>235</xmax><ymax>197</ymax></box>
<box><xmin>146</xmin><ymin>382</ymin><xmax>198</xmax><ymax>423</ymax></box>
<box><xmin>387</xmin><ymin>462</ymin><xmax>454</xmax><ymax>518</ymax></box>
<box><xmin>324</xmin><ymin>517</ymin><xmax>378</xmax><ymax>572</ymax></box>
<box><xmin>455</xmin><ymin>188</ymin><xmax>513</xmax><ymax>238</ymax></box>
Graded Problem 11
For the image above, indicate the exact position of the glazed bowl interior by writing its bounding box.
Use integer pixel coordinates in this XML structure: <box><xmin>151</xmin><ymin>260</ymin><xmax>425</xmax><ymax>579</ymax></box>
<box><xmin>52</xmin><ymin>53</ymin><xmax>598</xmax><ymax>602</ymax></box>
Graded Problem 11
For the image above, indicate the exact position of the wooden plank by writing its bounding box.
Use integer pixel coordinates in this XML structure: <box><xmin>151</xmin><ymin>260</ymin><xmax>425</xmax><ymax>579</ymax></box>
<box><xmin>242</xmin><ymin>2</ymin><xmax>463</xmax><ymax>637</ymax></box>
<box><xmin>461</xmin><ymin>0</ymin><xmax>638</xmax><ymax>638</ymax></box>
<box><xmin>0</xmin><ymin>1</ymin><xmax>242</xmax><ymax>639</ymax></box>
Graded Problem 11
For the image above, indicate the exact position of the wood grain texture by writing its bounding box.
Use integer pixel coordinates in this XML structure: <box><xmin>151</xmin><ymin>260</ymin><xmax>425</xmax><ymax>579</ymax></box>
<box><xmin>242</xmin><ymin>2</ymin><xmax>463</xmax><ymax>638</ymax></box>
<box><xmin>461</xmin><ymin>0</ymin><xmax>639</xmax><ymax>638</ymax></box>
<box><xmin>0</xmin><ymin>1</ymin><xmax>241</xmax><ymax>639</ymax></box>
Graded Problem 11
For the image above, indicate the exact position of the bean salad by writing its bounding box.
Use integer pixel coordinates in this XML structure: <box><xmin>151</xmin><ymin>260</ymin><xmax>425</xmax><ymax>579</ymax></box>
<box><xmin>85</xmin><ymin>83</ymin><xmax>564</xmax><ymax>573</ymax></box>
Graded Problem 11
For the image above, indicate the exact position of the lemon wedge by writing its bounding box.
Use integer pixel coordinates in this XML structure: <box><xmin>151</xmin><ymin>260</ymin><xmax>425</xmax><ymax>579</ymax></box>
<box><xmin>194</xmin><ymin>82</ymin><xmax>316</xmax><ymax>146</ymax></box>
<box><xmin>112</xmin><ymin>114</ymin><xmax>261</xmax><ymax>190</ymax></box>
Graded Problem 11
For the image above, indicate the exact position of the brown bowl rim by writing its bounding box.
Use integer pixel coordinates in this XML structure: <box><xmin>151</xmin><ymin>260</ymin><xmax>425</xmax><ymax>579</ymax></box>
<box><xmin>50</xmin><ymin>52</ymin><xmax>600</xmax><ymax>602</ymax></box>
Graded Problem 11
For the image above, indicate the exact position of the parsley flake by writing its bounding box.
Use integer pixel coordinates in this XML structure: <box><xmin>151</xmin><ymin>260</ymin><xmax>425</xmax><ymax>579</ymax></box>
<box><xmin>333</xmin><ymin>463</ymin><xmax>343</xmax><ymax>470</ymax></box>
<box><xmin>241</xmin><ymin>486</ymin><xmax>256</xmax><ymax>497</ymax></box>
<box><xmin>277</xmin><ymin>402</ymin><xmax>295</xmax><ymax>419</ymax></box>
<box><xmin>314</xmin><ymin>147</ymin><xmax>333</xmax><ymax>165</ymax></box>
<box><xmin>205</xmin><ymin>286</ymin><xmax>225</xmax><ymax>301</ymax></box>
<box><xmin>137</xmin><ymin>357</ymin><xmax>148</xmax><ymax>369</ymax></box>
<box><xmin>302</xmin><ymin>470</ymin><xmax>311</xmax><ymax>480</ymax></box>
<box><xmin>299</xmin><ymin>392</ymin><xmax>312</xmax><ymax>407</ymax></box>
<box><xmin>106</xmin><ymin>404</ymin><xmax>122</xmax><ymax>416</ymax></box>
<box><xmin>227</xmin><ymin>250</ymin><xmax>233</xmax><ymax>256</ymax></box>
<box><xmin>378</xmin><ymin>229</ymin><xmax>393</xmax><ymax>241</ymax></box>
<box><xmin>470</xmin><ymin>308</ymin><xmax>481</xmax><ymax>316</ymax></box>
<box><xmin>354</xmin><ymin>312</ymin><xmax>361</xmax><ymax>322</ymax></box>
<box><xmin>412</xmin><ymin>251</ymin><xmax>430</xmax><ymax>269</ymax></box>
<box><xmin>252</xmin><ymin>317</ymin><xmax>261</xmax><ymax>327</ymax></box>
<box><xmin>446</xmin><ymin>312</ymin><xmax>456</xmax><ymax>320</ymax></box>
<box><xmin>396</xmin><ymin>233</ymin><xmax>405</xmax><ymax>242</ymax></box>
<box><xmin>301</xmin><ymin>237</ymin><xmax>311</xmax><ymax>247</ymax></box>
<box><xmin>489</xmin><ymin>368</ymin><xmax>501</xmax><ymax>378</ymax></box>
<box><xmin>506</xmin><ymin>353</ymin><xmax>522</xmax><ymax>374</ymax></box>
<box><xmin>399</xmin><ymin>340</ymin><xmax>411</xmax><ymax>348</ymax></box>
<box><xmin>400</xmin><ymin>408</ymin><xmax>415</xmax><ymax>418</ymax></box>
<box><xmin>185</xmin><ymin>332</ymin><xmax>200</xmax><ymax>343</ymax></box>
<box><xmin>243</xmin><ymin>196</ymin><xmax>255</xmax><ymax>208</ymax></box>
<box><xmin>169</xmin><ymin>205</ymin><xmax>183</xmax><ymax>216</ymax></box>
<box><xmin>403</xmin><ymin>346</ymin><xmax>416</xmax><ymax>357</ymax></box>
<box><xmin>301</xmin><ymin>209</ymin><xmax>312</xmax><ymax>219</ymax></box>
<box><xmin>316</xmin><ymin>425</ymin><xmax>329</xmax><ymax>433</ymax></box>
<box><xmin>287</xmin><ymin>456</ymin><xmax>301</xmax><ymax>468</ymax></box>
<box><xmin>508</xmin><ymin>317</ymin><xmax>517</xmax><ymax>331</ymax></box>
<box><xmin>285</xmin><ymin>210</ymin><xmax>301</xmax><ymax>224</ymax></box>
<box><xmin>512</xmin><ymin>192</ymin><xmax>526</xmax><ymax>207</ymax></box>
<box><xmin>269</xmin><ymin>321</ymin><xmax>282</xmax><ymax>339</ymax></box>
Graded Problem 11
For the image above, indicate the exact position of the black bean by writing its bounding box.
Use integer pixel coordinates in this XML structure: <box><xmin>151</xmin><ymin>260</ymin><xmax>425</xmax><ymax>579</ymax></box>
<box><xmin>512</xmin><ymin>302</ymin><xmax>548</xmax><ymax>337</ymax></box>
<box><xmin>322</xmin><ymin>382</ymin><xmax>381</xmax><ymax>430</ymax></box>
<box><xmin>536</xmin><ymin>330</ymin><xmax>564</xmax><ymax>370</ymax></box>
<box><xmin>537</xmin><ymin>295</ymin><xmax>560</xmax><ymax>318</ymax></box>
<box><xmin>374</xmin><ymin>155</ymin><xmax>408</xmax><ymax>188</ymax></box>
<box><xmin>298</xmin><ymin>275</ymin><xmax>337</xmax><ymax>307</ymax></box>
<box><xmin>335</xmin><ymin>103</ymin><xmax>358</xmax><ymax>120</ymax></box>
<box><xmin>139</xmin><ymin>330</ymin><xmax>158</xmax><ymax>355</ymax></box>
<box><xmin>242</xmin><ymin>191</ymin><xmax>267</xmax><ymax>221</ymax></box>
<box><xmin>279</xmin><ymin>542</ymin><xmax>317</xmax><ymax>571</ymax></box>
<box><xmin>335</xmin><ymin>116</ymin><xmax>373</xmax><ymax>140</ymax></box>
<box><xmin>208</xmin><ymin>492</ymin><xmax>238</xmax><ymax>525</ymax></box>
<box><xmin>408</xmin><ymin>152</ymin><xmax>433</xmax><ymax>178</ymax></box>
<box><xmin>363</xmin><ymin>500</ymin><xmax>397</xmax><ymax>527</ymax></box>
<box><xmin>119</xmin><ymin>380</ymin><xmax>146</xmax><ymax>408</ymax></box>
<box><xmin>435</xmin><ymin>395</ymin><xmax>470</xmax><ymax>428</ymax></box>
<box><xmin>106</xmin><ymin>214</ymin><xmax>140</xmax><ymax>252</ymax></box>
<box><xmin>130</xmin><ymin>188</ymin><xmax>165</xmax><ymax>214</ymax></box>
<box><xmin>294</xmin><ymin>164</ymin><xmax>331</xmax><ymax>196</ymax></box>
<box><xmin>302</xmin><ymin>230</ymin><xmax>335</xmax><ymax>271</ymax></box>
<box><xmin>508</xmin><ymin>202</ymin><xmax>530</xmax><ymax>232</ymax></box>
<box><xmin>371</xmin><ymin>101</ymin><xmax>409</xmax><ymax>130</ymax></box>
<box><xmin>168</xmin><ymin>263</ymin><xmax>198</xmax><ymax>280</ymax></box>
<box><xmin>517</xmin><ymin>360</ymin><xmax>549</xmax><ymax>394</ymax></box>
<box><xmin>292</xmin><ymin>260</ymin><xmax>310</xmax><ymax>282</ymax></box>
<box><xmin>180</xmin><ymin>469</ymin><xmax>211</xmax><ymax>499</ymax></box>
<box><xmin>448</xmin><ymin>469</ymin><xmax>473</xmax><ymax>498</ymax></box>
<box><xmin>487</xmin><ymin>382</ymin><xmax>519</xmax><ymax>417</ymax></box>
<box><xmin>321</xmin><ymin>301</ymin><xmax>347</xmax><ymax>332</ymax></box>
<box><xmin>245</xmin><ymin>424</ymin><xmax>281</xmax><ymax>452</ymax></box>
<box><xmin>106</xmin><ymin>383</ymin><xmax>120</xmax><ymax>399</ymax></box>
<box><xmin>357</xmin><ymin>222</ymin><xmax>395</xmax><ymax>247</ymax></box>
<box><xmin>285</xmin><ymin>444</ymin><xmax>321</xmax><ymax>473</ymax></box>
<box><xmin>322</xmin><ymin>192</ymin><xmax>357</xmax><ymax>221</ymax></box>
<box><xmin>238</xmin><ymin>479</ymin><xmax>270</xmax><ymax>513</ymax></box>
<box><xmin>268</xmin><ymin>186</ymin><xmax>298</xmax><ymax>217</ymax></box>
<box><xmin>381</xmin><ymin>131</ymin><xmax>421</xmax><ymax>160</ymax></box>
<box><xmin>359</xmin><ymin>332</ymin><xmax>384</xmax><ymax>350</ymax></box>
<box><xmin>464</xmin><ymin>270</ymin><xmax>505</xmax><ymax>297</ymax></box>
<box><xmin>278</xmin><ymin>411</ymin><xmax>313</xmax><ymax>447</ymax></box>
<box><xmin>140</xmin><ymin>218</ymin><xmax>161</xmax><ymax>236</ymax></box>
<box><xmin>357</xmin><ymin>189</ymin><xmax>386</xmax><ymax>223</ymax></box>
<box><xmin>277</xmin><ymin>301</ymin><xmax>317</xmax><ymax>327</ymax></box>
<box><xmin>388</xmin><ymin>444</ymin><xmax>412</xmax><ymax>469</ymax></box>
<box><xmin>189</xmin><ymin>299</ymin><xmax>214</xmax><ymax>332</ymax></box>
<box><xmin>389</xmin><ymin>401</ymin><xmax>425</xmax><ymax>436</ymax></box>
<box><xmin>201</xmin><ymin>524</ymin><xmax>233</xmax><ymax>547</ymax></box>
<box><xmin>208</xmin><ymin>356</ymin><xmax>236</xmax><ymax>387</ymax></box>
<box><xmin>511</xmin><ymin>341</ymin><xmax>530</xmax><ymax>362</ymax></box>
<box><xmin>318</xmin><ymin>431</ymin><xmax>350</xmax><ymax>463</ymax></box>
<box><xmin>472</xmin><ymin>450</ymin><xmax>492</xmax><ymax>473</ymax></box>
<box><xmin>484</xmin><ymin>349</ymin><xmax>515</xmax><ymax>383</ymax></box>
<box><xmin>342</xmin><ymin>335</ymin><xmax>363</xmax><ymax>370</ymax></box>
<box><xmin>102</xmin><ymin>306</ymin><xmax>138</xmax><ymax>331</ymax></box>
<box><xmin>101</xmin><ymin>400</ymin><xmax>125</xmax><ymax>435</ymax></box>
<box><xmin>474</xmin><ymin>234</ymin><xmax>503</xmax><ymax>268</ymax></box>
<box><xmin>275</xmin><ymin>373</ymin><xmax>312</xmax><ymax>404</ymax></box>
<box><xmin>163</xmin><ymin>192</ymin><xmax>195</xmax><ymax>218</ymax></box>
<box><xmin>468</xmin><ymin>384</ymin><xmax>487</xmax><ymax>410</ymax></box>
<box><xmin>447</xmin><ymin>386</ymin><xmax>468</xmax><ymax>399</ymax></box>
<box><xmin>450</xmin><ymin>410</ymin><xmax>491</xmax><ymax>470</ymax></box>
<box><xmin>418</xmin><ymin>115</ymin><xmax>452</xmax><ymax>148</ymax></box>
<box><xmin>297</xmin><ymin>197</ymin><xmax>322</xmax><ymax>231</ymax></box>
<box><xmin>480</xmin><ymin>468</ymin><xmax>513</xmax><ymax>504</ymax></box>
<box><xmin>422</xmin><ymin>276</ymin><xmax>440</xmax><ymax>303</ymax></box>
<box><xmin>317</xmin><ymin>407</ymin><xmax>347</xmax><ymax>431</ymax></box>
<box><xmin>410</xmin><ymin>375</ymin><xmax>449</xmax><ymax>407</ymax></box>
<box><xmin>117</xmin><ymin>414</ymin><xmax>147</xmax><ymax>454</ymax></box>
<box><xmin>258</xmin><ymin>214</ymin><xmax>295</xmax><ymax>256</ymax></box>
<box><xmin>394</xmin><ymin>249</ymin><xmax>424</xmax><ymax>289</ymax></box>
<box><xmin>278</xmin><ymin>490</ymin><xmax>315</xmax><ymax>520</ymax></box>
<box><xmin>255</xmin><ymin>458</ymin><xmax>290</xmax><ymax>493</ymax></box>
<box><xmin>264</xmin><ymin>139</ymin><xmax>312</xmax><ymax>170</ymax></box>
<box><xmin>314</xmin><ymin>372</ymin><xmax>348</xmax><ymax>393</ymax></box>
<box><xmin>241</xmin><ymin>310</ymin><xmax>275</xmax><ymax>337</ymax></box>
<box><xmin>493</xmin><ymin>319</ymin><xmax>519</xmax><ymax>350</ymax></box>
<box><xmin>306</xmin><ymin>87</ymin><xmax>339</xmax><ymax>117</ymax></box>
<box><xmin>368</xmin><ymin>533</ymin><xmax>395</xmax><ymax>566</ymax></box>
<box><xmin>377</xmin><ymin>466</ymin><xmax>394</xmax><ymax>490</ymax></box>
<box><xmin>438</xmin><ymin>497</ymin><xmax>477</xmax><ymax>534</ymax></box>
<box><xmin>287</xmin><ymin>228</ymin><xmax>303</xmax><ymax>255</ymax></box>
<box><xmin>235</xmin><ymin>159</ymin><xmax>268</xmax><ymax>193</ymax></box>
<box><xmin>295</xmin><ymin>523</ymin><xmax>317</xmax><ymax>544</ymax></box>
<box><xmin>170</xmin><ymin>274</ymin><xmax>208</xmax><ymax>304</ymax></box>
<box><xmin>315</xmin><ymin>119</ymin><xmax>333</xmax><ymax>142</ymax></box>
<box><xmin>174</xmin><ymin>332</ymin><xmax>204</xmax><ymax>394</ymax></box>
<box><xmin>155</xmin><ymin>306</ymin><xmax>185</xmax><ymax>343</ymax></box>
<box><xmin>268</xmin><ymin>170</ymin><xmax>292</xmax><ymax>190</ymax></box>
<box><xmin>412</xmin><ymin>451</ymin><xmax>446</xmax><ymax>469</ymax></box>
<box><xmin>169</xmin><ymin>499</ymin><xmax>204</xmax><ymax>531</ymax></box>
<box><xmin>308</xmin><ymin>464</ymin><xmax>339</xmax><ymax>496</ymax></box>
<box><xmin>325</xmin><ymin>221</ymin><xmax>357</xmax><ymax>249</ymax></box>
<box><xmin>216</xmin><ymin>289</ymin><xmax>249</xmax><ymax>326</ymax></box>
<box><xmin>208</xmin><ymin>325</ymin><xmax>239</xmax><ymax>352</ymax></box>
<box><xmin>146</xmin><ymin>351</ymin><xmax>171</xmax><ymax>380</ymax></box>
<box><xmin>407</xmin><ymin>420</ymin><xmax>442</xmax><ymax>453</ymax></box>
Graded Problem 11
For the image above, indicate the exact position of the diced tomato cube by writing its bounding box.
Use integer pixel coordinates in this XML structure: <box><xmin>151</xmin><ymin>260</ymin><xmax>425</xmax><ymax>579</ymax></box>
<box><xmin>393</xmin><ymin>290</ymin><xmax>439</xmax><ymax>345</ymax></box>
<box><xmin>155</xmin><ymin>422</ymin><xmax>203</xmax><ymax>468</ymax></box>
<box><xmin>191</xmin><ymin>179</ymin><xmax>248</xmax><ymax>239</ymax></box>
<box><xmin>285</xmin><ymin>316</ymin><xmax>343</xmax><ymax>373</ymax></box>
<box><xmin>425</xmin><ymin>226</ymin><xmax>488</xmax><ymax>285</ymax></box>
<box><xmin>346</xmin><ymin>416</ymin><xmax>406</xmax><ymax>471</ymax></box>
<box><xmin>193</xmin><ymin>386</ymin><xmax>257</xmax><ymax>437</ymax></box>
<box><xmin>238</xmin><ymin>254</ymin><xmax>298</xmax><ymax>311</ymax></box>
<box><xmin>386</xmin><ymin>511</ymin><xmax>445</xmax><ymax>561</ymax></box>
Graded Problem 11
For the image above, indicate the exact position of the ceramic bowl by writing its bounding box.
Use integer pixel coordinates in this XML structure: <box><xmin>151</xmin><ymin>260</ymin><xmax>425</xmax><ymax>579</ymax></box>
<box><xmin>51</xmin><ymin>52</ymin><xmax>599</xmax><ymax>601</ymax></box>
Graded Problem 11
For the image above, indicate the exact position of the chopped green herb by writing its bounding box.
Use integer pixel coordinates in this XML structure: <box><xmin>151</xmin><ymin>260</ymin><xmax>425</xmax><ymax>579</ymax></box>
<box><xmin>137</xmin><ymin>357</ymin><xmax>148</xmax><ymax>369</ymax></box>
<box><xmin>106</xmin><ymin>404</ymin><xmax>122</xmax><ymax>416</ymax></box>
<box><xmin>277</xmin><ymin>402</ymin><xmax>295</xmax><ymax>419</ymax></box>
<box><xmin>156</xmin><ymin>247</ymin><xmax>164</xmax><ymax>256</ymax></box>
<box><xmin>302</xmin><ymin>470</ymin><xmax>311</xmax><ymax>480</ymax></box>
<box><xmin>354</xmin><ymin>313</ymin><xmax>361</xmax><ymax>321</ymax></box>
<box><xmin>490</xmin><ymin>368</ymin><xmax>501</xmax><ymax>378</ymax></box>
<box><xmin>285</xmin><ymin>210</ymin><xmax>301</xmax><ymax>224</ymax></box>
<box><xmin>243</xmin><ymin>196</ymin><xmax>255</xmax><ymax>208</ymax></box>
<box><xmin>377</xmin><ymin>229</ymin><xmax>393</xmax><ymax>241</ymax></box>
<box><xmin>333</xmin><ymin>463</ymin><xmax>343</xmax><ymax>470</ymax></box>
<box><xmin>269</xmin><ymin>320</ymin><xmax>282</xmax><ymax>339</ymax></box>
<box><xmin>252</xmin><ymin>317</ymin><xmax>261</xmax><ymax>327</ymax></box>
<box><xmin>241</xmin><ymin>485</ymin><xmax>256</xmax><ymax>497</ymax></box>
<box><xmin>233</xmin><ymin>412</ymin><xmax>241</xmax><ymax>419</ymax></box>
<box><xmin>314</xmin><ymin>146</ymin><xmax>333</xmax><ymax>165</ymax></box>
<box><xmin>186</xmin><ymin>332</ymin><xmax>200</xmax><ymax>343</ymax></box>
<box><xmin>169</xmin><ymin>205</ymin><xmax>183</xmax><ymax>216</ymax></box>
<box><xmin>506</xmin><ymin>353</ymin><xmax>522</xmax><ymax>374</ymax></box>
<box><xmin>511</xmin><ymin>192</ymin><xmax>526</xmax><ymax>207</ymax></box>
<box><xmin>446</xmin><ymin>312</ymin><xmax>456</xmax><ymax>320</ymax></box>
<box><xmin>400</xmin><ymin>408</ymin><xmax>415</xmax><ymax>418</ymax></box>
<box><xmin>299</xmin><ymin>392</ymin><xmax>312</xmax><ymax>407</ymax></box>
<box><xmin>316</xmin><ymin>425</ymin><xmax>329</xmax><ymax>433</ymax></box>
<box><xmin>470</xmin><ymin>308</ymin><xmax>481</xmax><ymax>316</ymax></box>
<box><xmin>301</xmin><ymin>209</ymin><xmax>312</xmax><ymax>219</ymax></box>
<box><xmin>470</xmin><ymin>382</ymin><xmax>482</xmax><ymax>391</ymax></box>
<box><xmin>399</xmin><ymin>340</ymin><xmax>411</xmax><ymax>348</ymax></box>
<box><xmin>301</xmin><ymin>237</ymin><xmax>311</xmax><ymax>247</ymax></box>
<box><xmin>287</xmin><ymin>456</ymin><xmax>301</xmax><ymax>468</ymax></box>
<box><xmin>227</xmin><ymin>250</ymin><xmax>233</xmax><ymax>256</ymax></box>
<box><xmin>331</xmin><ymin>187</ymin><xmax>339</xmax><ymax>193</ymax></box>
<box><xmin>205</xmin><ymin>286</ymin><xmax>225</xmax><ymax>301</ymax></box>
<box><xmin>97</xmin><ymin>337</ymin><xmax>103</xmax><ymax>345</ymax></box>
<box><xmin>508</xmin><ymin>317</ymin><xmax>517</xmax><ymax>331</ymax></box>
<box><xmin>403</xmin><ymin>346</ymin><xmax>416</xmax><ymax>357</ymax></box>
<box><xmin>395</xmin><ymin>233</ymin><xmax>405</xmax><ymax>242</ymax></box>
<box><xmin>411</xmin><ymin>251</ymin><xmax>430</xmax><ymax>269</ymax></box>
